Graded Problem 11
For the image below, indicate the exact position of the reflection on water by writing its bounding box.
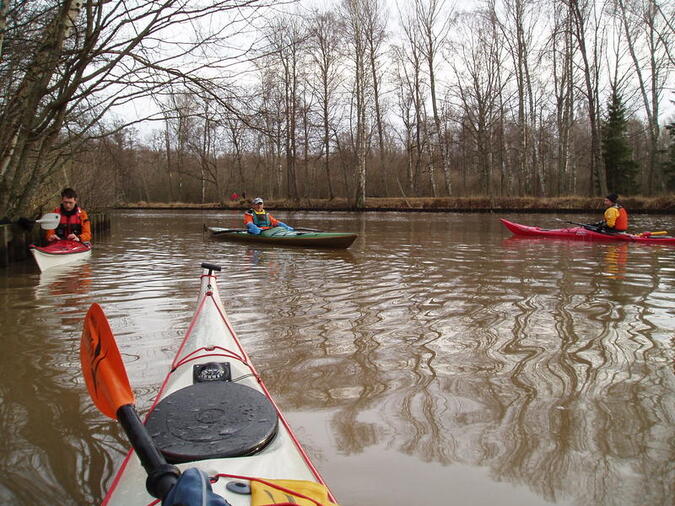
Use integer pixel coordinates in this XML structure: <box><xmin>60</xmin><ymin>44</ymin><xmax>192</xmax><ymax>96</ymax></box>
<box><xmin>603</xmin><ymin>243</ymin><xmax>629</xmax><ymax>279</ymax></box>
<box><xmin>0</xmin><ymin>210</ymin><xmax>673</xmax><ymax>505</ymax></box>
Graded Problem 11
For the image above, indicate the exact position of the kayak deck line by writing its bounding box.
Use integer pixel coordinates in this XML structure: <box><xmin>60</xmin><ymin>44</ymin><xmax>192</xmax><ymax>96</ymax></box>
<box><xmin>143</xmin><ymin>473</ymin><xmax>328</xmax><ymax>506</ymax></box>
<box><xmin>190</xmin><ymin>276</ymin><xmax>331</xmax><ymax>493</ymax></box>
<box><xmin>102</xmin><ymin>266</ymin><xmax>336</xmax><ymax>505</ymax></box>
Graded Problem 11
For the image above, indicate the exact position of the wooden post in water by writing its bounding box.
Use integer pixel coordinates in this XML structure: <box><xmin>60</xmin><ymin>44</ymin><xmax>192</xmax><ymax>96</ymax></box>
<box><xmin>0</xmin><ymin>223</ymin><xmax>41</xmax><ymax>267</ymax></box>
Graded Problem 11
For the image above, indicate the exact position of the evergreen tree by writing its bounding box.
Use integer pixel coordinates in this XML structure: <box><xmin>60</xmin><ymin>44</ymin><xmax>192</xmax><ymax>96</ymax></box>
<box><xmin>601</xmin><ymin>89</ymin><xmax>639</xmax><ymax>194</ymax></box>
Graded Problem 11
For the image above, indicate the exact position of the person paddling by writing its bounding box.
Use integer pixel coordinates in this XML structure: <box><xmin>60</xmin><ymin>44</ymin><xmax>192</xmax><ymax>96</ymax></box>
<box><xmin>596</xmin><ymin>193</ymin><xmax>628</xmax><ymax>233</ymax></box>
<box><xmin>45</xmin><ymin>188</ymin><xmax>92</xmax><ymax>243</ymax></box>
<box><xmin>243</xmin><ymin>197</ymin><xmax>294</xmax><ymax>235</ymax></box>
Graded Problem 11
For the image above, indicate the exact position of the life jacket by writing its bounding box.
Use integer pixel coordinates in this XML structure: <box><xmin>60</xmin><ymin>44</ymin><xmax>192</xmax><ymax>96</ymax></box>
<box><xmin>55</xmin><ymin>205</ymin><xmax>85</xmax><ymax>238</ymax></box>
<box><xmin>247</xmin><ymin>209</ymin><xmax>272</xmax><ymax>228</ymax></box>
<box><xmin>614</xmin><ymin>205</ymin><xmax>628</xmax><ymax>231</ymax></box>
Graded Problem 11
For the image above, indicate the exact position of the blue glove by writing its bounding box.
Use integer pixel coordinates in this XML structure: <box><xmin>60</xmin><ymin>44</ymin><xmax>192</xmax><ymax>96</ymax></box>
<box><xmin>246</xmin><ymin>222</ymin><xmax>262</xmax><ymax>235</ymax></box>
<box><xmin>278</xmin><ymin>222</ymin><xmax>294</xmax><ymax>231</ymax></box>
<box><xmin>162</xmin><ymin>468</ymin><xmax>230</xmax><ymax>506</ymax></box>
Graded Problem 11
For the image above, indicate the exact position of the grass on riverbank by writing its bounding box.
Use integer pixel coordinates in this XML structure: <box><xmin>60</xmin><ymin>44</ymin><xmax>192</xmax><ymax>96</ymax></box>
<box><xmin>120</xmin><ymin>195</ymin><xmax>675</xmax><ymax>213</ymax></box>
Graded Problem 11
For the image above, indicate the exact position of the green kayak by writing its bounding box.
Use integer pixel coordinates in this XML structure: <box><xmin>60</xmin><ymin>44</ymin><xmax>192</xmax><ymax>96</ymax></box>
<box><xmin>206</xmin><ymin>226</ymin><xmax>357</xmax><ymax>249</ymax></box>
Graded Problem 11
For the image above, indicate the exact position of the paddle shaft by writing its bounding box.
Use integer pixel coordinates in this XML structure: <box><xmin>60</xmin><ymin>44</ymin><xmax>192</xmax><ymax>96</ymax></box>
<box><xmin>557</xmin><ymin>219</ymin><xmax>668</xmax><ymax>237</ymax></box>
<box><xmin>117</xmin><ymin>404</ymin><xmax>180</xmax><ymax>499</ymax></box>
<box><xmin>560</xmin><ymin>219</ymin><xmax>600</xmax><ymax>230</ymax></box>
<box><xmin>212</xmin><ymin>228</ymin><xmax>246</xmax><ymax>234</ymax></box>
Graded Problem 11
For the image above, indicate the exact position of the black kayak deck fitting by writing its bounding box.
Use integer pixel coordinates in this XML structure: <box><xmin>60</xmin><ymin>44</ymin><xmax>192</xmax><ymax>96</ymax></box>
<box><xmin>146</xmin><ymin>381</ymin><xmax>279</xmax><ymax>464</ymax></box>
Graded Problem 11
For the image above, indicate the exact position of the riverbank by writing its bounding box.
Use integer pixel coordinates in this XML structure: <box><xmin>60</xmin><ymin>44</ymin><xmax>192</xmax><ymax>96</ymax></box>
<box><xmin>119</xmin><ymin>195</ymin><xmax>675</xmax><ymax>213</ymax></box>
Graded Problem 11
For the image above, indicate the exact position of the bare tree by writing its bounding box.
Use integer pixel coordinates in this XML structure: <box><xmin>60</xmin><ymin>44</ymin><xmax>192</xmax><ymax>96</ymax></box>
<box><xmin>448</xmin><ymin>9</ymin><xmax>506</xmax><ymax>196</ymax></box>
<box><xmin>261</xmin><ymin>14</ymin><xmax>307</xmax><ymax>201</ymax></box>
<box><xmin>397</xmin><ymin>3</ymin><xmax>433</xmax><ymax>196</ymax></box>
<box><xmin>342</xmin><ymin>0</ymin><xmax>369</xmax><ymax>208</ymax></box>
<box><xmin>550</xmin><ymin>3</ymin><xmax>578</xmax><ymax>195</ymax></box>
<box><xmin>225</xmin><ymin>115</ymin><xmax>247</xmax><ymax>199</ymax></box>
<box><xmin>185</xmin><ymin>98</ymin><xmax>222</xmax><ymax>203</ymax></box>
<box><xmin>362</xmin><ymin>0</ymin><xmax>390</xmax><ymax>196</ymax></box>
<box><xmin>392</xmin><ymin>42</ymin><xmax>425</xmax><ymax>196</ymax></box>
<box><xmin>0</xmin><ymin>0</ymin><xmax>11</xmax><ymax>55</ymax></box>
<box><xmin>495</xmin><ymin>0</ymin><xmax>545</xmax><ymax>195</ymax></box>
<box><xmin>254</xmin><ymin>62</ymin><xmax>285</xmax><ymax>199</ymax></box>
<box><xmin>307</xmin><ymin>10</ymin><xmax>345</xmax><ymax>200</ymax></box>
<box><xmin>0</xmin><ymin>0</ymin><xmax>276</xmax><ymax>219</ymax></box>
<box><xmin>565</xmin><ymin>0</ymin><xmax>608</xmax><ymax>195</ymax></box>
<box><xmin>614</xmin><ymin>0</ymin><xmax>672</xmax><ymax>193</ymax></box>
<box><xmin>415</xmin><ymin>0</ymin><xmax>454</xmax><ymax>196</ymax></box>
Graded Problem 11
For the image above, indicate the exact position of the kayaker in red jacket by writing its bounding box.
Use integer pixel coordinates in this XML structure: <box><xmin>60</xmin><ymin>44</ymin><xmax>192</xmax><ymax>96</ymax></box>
<box><xmin>45</xmin><ymin>187</ymin><xmax>92</xmax><ymax>243</ymax></box>
<box><xmin>597</xmin><ymin>193</ymin><xmax>628</xmax><ymax>232</ymax></box>
<box><xmin>243</xmin><ymin>197</ymin><xmax>294</xmax><ymax>235</ymax></box>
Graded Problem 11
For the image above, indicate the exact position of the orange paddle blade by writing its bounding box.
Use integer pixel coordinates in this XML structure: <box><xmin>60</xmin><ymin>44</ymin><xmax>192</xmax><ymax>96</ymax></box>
<box><xmin>80</xmin><ymin>303</ymin><xmax>135</xmax><ymax>419</ymax></box>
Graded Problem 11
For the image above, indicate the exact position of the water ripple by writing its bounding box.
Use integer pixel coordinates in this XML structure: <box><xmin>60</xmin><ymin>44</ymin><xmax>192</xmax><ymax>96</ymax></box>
<box><xmin>0</xmin><ymin>211</ymin><xmax>673</xmax><ymax>505</ymax></box>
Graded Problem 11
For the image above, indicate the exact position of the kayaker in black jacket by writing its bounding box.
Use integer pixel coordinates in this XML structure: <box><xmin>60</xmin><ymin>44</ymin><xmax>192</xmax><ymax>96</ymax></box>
<box><xmin>594</xmin><ymin>193</ymin><xmax>629</xmax><ymax>232</ymax></box>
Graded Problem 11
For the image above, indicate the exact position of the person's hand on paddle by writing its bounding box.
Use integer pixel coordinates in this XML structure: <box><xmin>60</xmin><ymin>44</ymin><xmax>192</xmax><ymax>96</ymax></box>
<box><xmin>278</xmin><ymin>222</ymin><xmax>294</xmax><ymax>231</ymax></box>
<box><xmin>47</xmin><ymin>233</ymin><xmax>58</xmax><ymax>242</ymax></box>
<box><xmin>67</xmin><ymin>233</ymin><xmax>80</xmax><ymax>241</ymax></box>
<box><xmin>162</xmin><ymin>468</ymin><xmax>229</xmax><ymax>506</ymax></box>
<box><xmin>246</xmin><ymin>222</ymin><xmax>262</xmax><ymax>235</ymax></box>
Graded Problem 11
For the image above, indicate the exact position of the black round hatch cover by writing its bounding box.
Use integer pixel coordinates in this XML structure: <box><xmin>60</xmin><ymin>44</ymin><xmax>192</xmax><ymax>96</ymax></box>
<box><xmin>146</xmin><ymin>381</ymin><xmax>278</xmax><ymax>463</ymax></box>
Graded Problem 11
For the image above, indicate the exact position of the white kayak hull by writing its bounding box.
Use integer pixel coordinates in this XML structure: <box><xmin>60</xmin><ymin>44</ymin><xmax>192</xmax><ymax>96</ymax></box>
<box><xmin>30</xmin><ymin>240</ymin><xmax>91</xmax><ymax>272</ymax></box>
<box><xmin>103</xmin><ymin>265</ymin><xmax>333</xmax><ymax>505</ymax></box>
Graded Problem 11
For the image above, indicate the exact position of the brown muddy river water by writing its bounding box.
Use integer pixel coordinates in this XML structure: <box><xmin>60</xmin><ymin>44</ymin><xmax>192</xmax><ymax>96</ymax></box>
<box><xmin>0</xmin><ymin>209</ymin><xmax>673</xmax><ymax>506</ymax></box>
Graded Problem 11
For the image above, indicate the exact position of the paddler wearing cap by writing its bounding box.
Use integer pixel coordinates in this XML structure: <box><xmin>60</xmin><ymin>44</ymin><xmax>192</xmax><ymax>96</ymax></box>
<box><xmin>243</xmin><ymin>197</ymin><xmax>295</xmax><ymax>235</ymax></box>
<box><xmin>595</xmin><ymin>193</ymin><xmax>629</xmax><ymax>232</ymax></box>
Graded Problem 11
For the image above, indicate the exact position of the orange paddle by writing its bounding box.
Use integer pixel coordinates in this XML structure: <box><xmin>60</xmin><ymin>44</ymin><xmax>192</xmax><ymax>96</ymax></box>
<box><xmin>80</xmin><ymin>303</ymin><xmax>180</xmax><ymax>499</ymax></box>
<box><xmin>81</xmin><ymin>303</ymin><xmax>134</xmax><ymax>418</ymax></box>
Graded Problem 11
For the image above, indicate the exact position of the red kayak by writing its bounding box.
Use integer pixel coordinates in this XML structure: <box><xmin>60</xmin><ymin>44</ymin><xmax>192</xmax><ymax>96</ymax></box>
<box><xmin>500</xmin><ymin>219</ymin><xmax>675</xmax><ymax>245</ymax></box>
<box><xmin>29</xmin><ymin>240</ymin><xmax>92</xmax><ymax>271</ymax></box>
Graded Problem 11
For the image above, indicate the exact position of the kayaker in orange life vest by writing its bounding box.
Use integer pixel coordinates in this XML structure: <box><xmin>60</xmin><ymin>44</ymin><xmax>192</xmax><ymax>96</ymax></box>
<box><xmin>595</xmin><ymin>192</ymin><xmax>629</xmax><ymax>232</ymax></box>
<box><xmin>243</xmin><ymin>197</ymin><xmax>294</xmax><ymax>235</ymax></box>
<box><xmin>45</xmin><ymin>187</ymin><xmax>92</xmax><ymax>243</ymax></box>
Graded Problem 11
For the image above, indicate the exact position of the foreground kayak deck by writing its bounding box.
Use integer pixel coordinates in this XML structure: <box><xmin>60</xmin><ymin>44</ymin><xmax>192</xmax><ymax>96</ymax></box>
<box><xmin>29</xmin><ymin>240</ymin><xmax>92</xmax><ymax>271</ymax></box>
<box><xmin>500</xmin><ymin>219</ymin><xmax>675</xmax><ymax>245</ymax></box>
<box><xmin>104</xmin><ymin>265</ymin><xmax>335</xmax><ymax>505</ymax></box>
<box><xmin>207</xmin><ymin>227</ymin><xmax>357</xmax><ymax>249</ymax></box>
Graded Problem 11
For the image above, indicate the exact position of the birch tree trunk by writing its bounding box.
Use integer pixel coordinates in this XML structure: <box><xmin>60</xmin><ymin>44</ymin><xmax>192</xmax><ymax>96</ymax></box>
<box><xmin>552</xmin><ymin>5</ymin><xmax>576</xmax><ymax>195</ymax></box>
<box><xmin>364</xmin><ymin>0</ymin><xmax>389</xmax><ymax>197</ymax></box>
<box><xmin>567</xmin><ymin>0</ymin><xmax>607</xmax><ymax>196</ymax></box>
<box><xmin>343</xmin><ymin>0</ymin><xmax>368</xmax><ymax>208</ymax></box>
<box><xmin>615</xmin><ymin>0</ymin><xmax>670</xmax><ymax>193</ymax></box>
<box><xmin>308</xmin><ymin>11</ymin><xmax>344</xmax><ymax>201</ymax></box>
<box><xmin>416</xmin><ymin>0</ymin><xmax>453</xmax><ymax>196</ymax></box>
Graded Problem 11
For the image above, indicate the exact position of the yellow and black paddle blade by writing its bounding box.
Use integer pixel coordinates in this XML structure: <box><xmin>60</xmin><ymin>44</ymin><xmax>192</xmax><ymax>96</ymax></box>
<box><xmin>80</xmin><ymin>303</ymin><xmax>135</xmax><ymax>419</ymax></box>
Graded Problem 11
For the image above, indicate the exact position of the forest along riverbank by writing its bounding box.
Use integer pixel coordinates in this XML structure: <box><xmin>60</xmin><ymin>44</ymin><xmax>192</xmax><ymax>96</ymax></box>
<box><xmin>119</xmin><ymin>195</ymin><xmax>675</xmax><ymax>214</ymax></box>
